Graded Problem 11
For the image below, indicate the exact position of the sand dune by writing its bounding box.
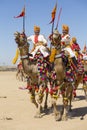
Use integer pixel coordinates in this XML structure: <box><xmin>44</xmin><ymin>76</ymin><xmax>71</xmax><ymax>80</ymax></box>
<box><xmin>0</xmin><ymin>71</ymin><xmax>87</xmax><ymax>130</ymax></box>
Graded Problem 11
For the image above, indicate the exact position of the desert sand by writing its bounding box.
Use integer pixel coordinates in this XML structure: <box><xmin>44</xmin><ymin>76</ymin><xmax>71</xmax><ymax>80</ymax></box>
<box><xmin>0</xmin><ymin>71</ymin><xmax>87</xmax><ymax>130</ymax></box>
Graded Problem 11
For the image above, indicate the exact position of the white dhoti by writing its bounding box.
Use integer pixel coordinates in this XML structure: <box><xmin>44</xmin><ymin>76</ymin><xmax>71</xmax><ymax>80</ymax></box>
<box><xmin>83</xmin><ymin>55</ymin><xmax>87</xmax><ymax>60</ymax></box>
<box><xmin>30</xmin><ymin>45</ymin><xmax>50</xmax><ymax>58</ymax></box>
<box><xmin>63</xmin><ymin>47</ymin><xmax>76</xmax><ymax>58</ymax></box>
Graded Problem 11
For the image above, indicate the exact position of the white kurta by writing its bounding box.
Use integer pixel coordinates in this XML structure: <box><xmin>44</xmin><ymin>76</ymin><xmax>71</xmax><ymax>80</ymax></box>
<box><xmin>83</xmin><ymin>54</ymin><xmax>87</xmax><ymax>60</ymax></box>
<box><xmin>63</xmin><ymin>47</ymin><xmax>76</xmax><ymax>58</ymax></box>
<box><xmin>27</xmin><ymin>34</ymin><xmax>49</xmax><ymax>58</ymax></box>
<box><xmin>61</xmin><ymin>34</ymin><xmax>70</xmax><ymax>45</ymax></box>
<box><xmin>61</xmin><ymin>34</ymin><xmax>76</xmax><ymax>58</ymax></box>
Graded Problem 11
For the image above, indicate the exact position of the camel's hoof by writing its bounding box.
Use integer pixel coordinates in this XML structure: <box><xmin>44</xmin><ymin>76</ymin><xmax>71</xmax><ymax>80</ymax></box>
<box><xmin>34</xmin><ymin>114</ymin><xmax>42</xmax><ymax>118</ymax></box>
<box><xmin>72</xmin><ymin>97</ymin><xmax>79</xmax><ymax>101</ymax></box>
<box><xmin>44</xmin><ymin>105</ymin><xmax>48</xmax><ymax>110</ymax></box>
<box><xmin>62</xmin><ymin>114</ymin><xmax>68</xmax><ymax>121</ymax></box>
<box><xmin>54</xmin><ymin>112</ymin><xmax>61</xmax><ymax>121</ymax></box>
<box><xmin>67</xmin><ymin>112</ymin><xmax>73</xmax><ymax>119</ymax></box>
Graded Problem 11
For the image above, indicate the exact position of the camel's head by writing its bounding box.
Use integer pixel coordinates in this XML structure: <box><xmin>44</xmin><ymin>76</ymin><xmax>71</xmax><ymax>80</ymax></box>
<box><xmin>52</xmin><ymin>29</ymin><xmax>61</xmax><ymax>47</ymax></box>
<box><xmin>14</xmin><ymin>31</ymin><xmax>27</xmax><ymax>47</ymax></box>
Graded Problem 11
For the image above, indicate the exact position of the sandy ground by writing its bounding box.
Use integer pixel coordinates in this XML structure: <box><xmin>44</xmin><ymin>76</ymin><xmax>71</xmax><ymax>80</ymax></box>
<box><xmin>0</xmin><ymin>71</ymin><xmax>87</xmax><ymax>130</ymax></box>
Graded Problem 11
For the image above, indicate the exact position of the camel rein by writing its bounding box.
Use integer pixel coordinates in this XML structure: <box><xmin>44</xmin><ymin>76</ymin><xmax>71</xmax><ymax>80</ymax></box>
<box><xmin>53</xmin><ymin>45</ymin><xmax>63</xmax><ymax>59</ymax></box>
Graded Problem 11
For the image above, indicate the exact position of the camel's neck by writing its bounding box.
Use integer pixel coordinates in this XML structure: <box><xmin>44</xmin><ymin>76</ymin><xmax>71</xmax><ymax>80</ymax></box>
<box><xmin>56</xmin><ymin>48</ymin><xmax>61</xmax><ymax>55</ymax></box>
<box><xmin>55</xmin><ymin>44</ymin><xmax>61</xmax><ymax>56</ymax></box>
<box><xmin>18</xmin><ymin>43</ymin><xmax>30</xmax><ymax>75</ymax></box>
<box><xmin>21</xmin><ymin>58</ymin><xmax>30</xmax><ymax>75</ymax></box>
<box><xmin>21</xmin><ymin>56</ymin><xmax>38</xmax><ymax>76</ymax></box>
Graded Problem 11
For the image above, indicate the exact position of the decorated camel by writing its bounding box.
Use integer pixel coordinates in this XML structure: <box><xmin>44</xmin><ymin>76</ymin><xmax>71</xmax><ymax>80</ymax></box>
<box><xmin>13</xmin><ymin>31</ymin><xmax>49</xmax><ymax>118</ymax></box>
<box><xmin>13</xmin><ymin>28</ymin><xmax>74</xmax><ymax>121</ymax></box>
<box><xmin>81</xmin><ymin>47</ymin><xmax>87</xmax><ymax>101</ymax></box>
<box><xmin>70</xmin><ymin>38</ymin><xmax>87</xmax><ymax>101</ymax></box>
<box><xmin>48</xmin><ymin>29</ymin><xmax>73</xmax><ymax>121</ymax></box>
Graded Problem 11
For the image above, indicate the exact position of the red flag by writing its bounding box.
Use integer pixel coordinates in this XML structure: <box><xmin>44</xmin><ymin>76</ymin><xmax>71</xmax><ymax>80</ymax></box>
<box><xmin>49</xmin><ymin>3</ymin><xmax>57</xmax><ymax>24</ymax></box>
<box><xmin>83</xmin><ymin>44</ymin><xmax>87</xmax><ymax>52</ymax></box>
<box><xmin>14</xmin><ymin>7</ymin><xmax>25</xmax><ymax>18</ymax></box>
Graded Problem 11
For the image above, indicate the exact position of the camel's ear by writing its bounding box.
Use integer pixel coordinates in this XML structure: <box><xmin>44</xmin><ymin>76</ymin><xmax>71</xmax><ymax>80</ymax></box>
<box><xmin>14</xmin><ymin>31</ymin><xmax>19</xmax><ymax>36</ymax></box>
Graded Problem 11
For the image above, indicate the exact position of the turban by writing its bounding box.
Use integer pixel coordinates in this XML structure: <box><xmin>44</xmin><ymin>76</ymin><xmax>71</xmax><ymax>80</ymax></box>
<box><xmin>72</xmin><ymin>37</ymin><xmax>77</xmax><ymax>43</ymax></box>
<box><xmin>62</xmin><ymin>24</ymin><xmax>69</xmax><ymax>33</ymax></box>
<box><xmin>34</xmin><ymin>26</ymin><xmax>40</xmax><ymax>32</ymax></box>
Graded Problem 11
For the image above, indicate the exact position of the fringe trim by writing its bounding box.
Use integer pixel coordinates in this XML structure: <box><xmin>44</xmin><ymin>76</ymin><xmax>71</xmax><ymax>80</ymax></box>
<box><xmin>12</xmin><ymin>48</ymin><xmax>19</xmax><ymax>64</ymax></box>
<box><xmin>49</xmin><ymin>48</ymin><xmax>57</xmax><ymax>62</ymax></box>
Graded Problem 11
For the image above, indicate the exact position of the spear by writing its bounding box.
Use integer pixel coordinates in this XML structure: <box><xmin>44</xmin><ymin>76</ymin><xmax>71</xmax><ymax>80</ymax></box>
<box><xmin>55</xmin><ymin>7</ymin><xmax>62</xmax><ymax>29</ymax></box>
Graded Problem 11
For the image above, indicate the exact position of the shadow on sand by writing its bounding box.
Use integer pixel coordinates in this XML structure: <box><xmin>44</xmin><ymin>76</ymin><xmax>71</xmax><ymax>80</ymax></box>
<box><xmin>39</xmin><ymin>103</ymin><xmax>87</xmax><ymax>121</ymax></box>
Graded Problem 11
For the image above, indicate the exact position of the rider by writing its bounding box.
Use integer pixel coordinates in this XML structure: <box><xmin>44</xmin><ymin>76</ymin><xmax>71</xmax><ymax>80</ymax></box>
<box><xmin>70</xmin><ymin>37</ymin><xmax>81</xmax><ymax>59</ymax></box>
<box><xmin>82</xmin><ymin>45</ymin><xmax>87</xmax><ymax>61</ymax></box>
<box><xmin>27</xmin><ymin>25</ymin><xmax>50</xmax><ymax>59</ymax></box>
<box><xmin>70</xmin><ymin>37</ymin><xmax>84</xmax><ymax>74</ymax></box>
<box><xmin>61</xmin><ymin>24</ymin><xmax>77</xmax><ymax>70</ymax></box>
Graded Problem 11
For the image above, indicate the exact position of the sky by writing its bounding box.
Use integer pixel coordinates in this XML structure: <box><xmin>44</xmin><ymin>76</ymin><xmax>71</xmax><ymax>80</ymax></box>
<box><xmin>0</xmin><ymin>0</ymin><xmax>87</xmax><ymax>66</ymax></box>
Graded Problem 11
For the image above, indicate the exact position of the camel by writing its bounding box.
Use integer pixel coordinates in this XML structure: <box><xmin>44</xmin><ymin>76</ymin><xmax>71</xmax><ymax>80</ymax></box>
<box><xmin>72</xmin><ymin>52</ymin><xmax>87</xmax><ymax>101</ymax></box>
<box><xmin>49</xmin><ymin>29</ymin><xmax>73</xmax><ymax>121</ymax></box>
<box><xmin>82</xmin><ymin>60</ymin><xmax>87</xmax><ymax>101</ymax></box>
<box><xmin>14</xmin><ymin>31</ymin><xmax>49</xmax><ymax>118</ymax></box>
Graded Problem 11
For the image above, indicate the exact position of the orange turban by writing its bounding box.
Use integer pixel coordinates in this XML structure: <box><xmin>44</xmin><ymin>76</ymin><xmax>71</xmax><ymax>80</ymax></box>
<box><xmin>72</xmin><ymin>37</ymin><xmax>77</xmax><ymax>43</ymax></box>
<box><xmin>34</xmin><ymin>26</ymin><xmax>40</xmax><ymax>32</ymax></box>
<box><xmin>62</xmin><ymin>24</ymin><xmax>69</xmax><ymax>33</ymax></box>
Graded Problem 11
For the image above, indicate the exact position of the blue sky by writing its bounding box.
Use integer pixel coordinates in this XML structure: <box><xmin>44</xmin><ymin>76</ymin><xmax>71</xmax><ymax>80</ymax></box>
<box><xmin>0</xmin><ymin>0</ymin><xmax>87</xmax><ymax>65</ymax></box>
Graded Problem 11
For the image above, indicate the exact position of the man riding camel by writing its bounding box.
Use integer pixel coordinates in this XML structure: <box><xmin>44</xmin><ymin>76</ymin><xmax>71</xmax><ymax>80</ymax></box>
<box><xmin>61</xmin><ymin>24</ymin><xmax>77</xmax><ymax>70</ymax></box>
<box><xmin>27</xmin><ymin>25</ymin><xmax>50</xmax><ymax>81</ymax></box>
<box><xmin>70</xmin><ymin>37</ymin><xmax>84</xmax><ymax>75</ymax></box>
<box><xmin>27</xmin><ymin>25</ymin><xmax>50</xmax><ymax>59</ymax></box>
<box><xmin>70</xmin><ymin>37</ymin><xmax>81</xmax><ymax>59</ymax></box>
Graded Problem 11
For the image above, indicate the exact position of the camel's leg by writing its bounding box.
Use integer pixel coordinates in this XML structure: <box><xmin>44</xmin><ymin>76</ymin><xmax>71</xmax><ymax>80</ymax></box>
<box><xmin>43</xmin><ymin>84</ymin><xmax>49</xmax><ymax>110</ymax></box>
<box><xmin>44</xmin><ymin>90</ymin><xmax>48</xmax><ymax>110</ymax></box>
<box><xmin>30</xmin><ymin>88</ymin><xmax>38</xmax><ymax>108</ymax></box>
<box><xmin>27</xmin><ymin>79</ymin><xmax>38</xmax><ymax>108</ymax></box>
<box><xmin>16</xmin><ymin>69</ymin><xmax>20</xmax><ymax>80</ymax></box>
<box><xmin>68</xmin><ymin>89</ymin><xmax>73</xmax><ymax>112</ymax></box>
<box><xmin>34</xmin><ymin>87</ymin><xmax>44</xmax><ymax>118</ymax></box>
<box><xmin>20</xmin><ymin>71</ymin><xmax>23</xmax><ymax>81</ymax></box>
<box><xmin>83</xmin><ymin>83</ymin><xmax>87</xmax><ymax>101</ymax></box>
<box><xmin>62</xmin><ymin>97</ymin><xmax>68</xmax><ymax>121</ymax></box>
<box><xmin>51</xmin><ymin>97</ymin><xmax>61</xmax><ymax>121</ymax></box>
<box><xmin>62</xmin><ymin>84</ymin><xmax>73</xmax><ymax>120</ymax></box>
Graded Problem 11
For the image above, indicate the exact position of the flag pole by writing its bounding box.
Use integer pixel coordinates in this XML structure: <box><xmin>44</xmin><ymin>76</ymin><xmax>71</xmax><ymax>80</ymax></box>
<box><xmin>56</xmin><ymin>7</ymin><xmax>62</xmax><ymax>29</ymax></box>
<box><xmin>14</xmin><ymin>5</ymin><xmax>26</xmax><ymax>33</ymax></box>
<box><xmin>23</xmin><ymin>6</ymin><xmax>25</xmax><ymax>33</ymax></box>
<box><xmin>23</xmin><ymin>13</ymin><xmax>25</xmax><ymax>33</ymax></box>
<box><xmin>50</xmin><ymin>21</ymin><xmax>54</xmax><ymax>50</ymax></box>
<box><xmin>23</xmin><ymin>0</ymin><xmax>26</xmax><ymax>33</ymax></box>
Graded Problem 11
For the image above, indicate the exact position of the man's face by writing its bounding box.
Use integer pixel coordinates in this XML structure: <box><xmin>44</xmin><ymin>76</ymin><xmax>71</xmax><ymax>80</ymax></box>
<box><xmin>34</xmin><ymin>31</ymin><xmax>39</xmax><ymax>35</ymax></box>
<box><xmin>62</xmin><ymin>30</ymin><xmax>67</xmax><ymax>35</ymax></box>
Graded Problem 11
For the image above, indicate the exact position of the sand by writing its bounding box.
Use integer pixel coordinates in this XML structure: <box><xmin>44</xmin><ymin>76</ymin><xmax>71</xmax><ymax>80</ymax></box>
<box><xmin>0</xmin><ymin>71</ymin><xmax>87</xmax><ymax>130</ymax></box>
